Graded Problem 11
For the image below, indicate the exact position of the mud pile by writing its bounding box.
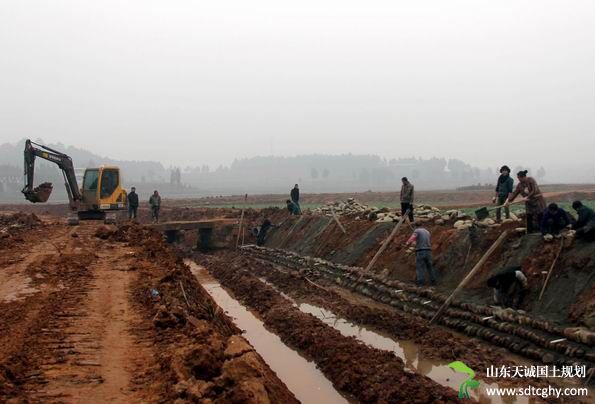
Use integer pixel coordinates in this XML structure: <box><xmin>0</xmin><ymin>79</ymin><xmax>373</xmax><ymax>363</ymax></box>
<box><xmin>0</xmin><ymin>212</ymin><xmax>43</xmax><ymax>248</ymax></box>
<box><xmin>0</xmin><ymin>212</ymin><xmax>42</xmax><ymax>229</ymax></box>
<box><xmin>94</xmin><ymin>223</ymin><xmax>171</xmax><ymax>256</ymax></box>
<box><xmin>127</xmin><ymin>224</ymin><xmax>297</xmax><ymax>402</ymax></box>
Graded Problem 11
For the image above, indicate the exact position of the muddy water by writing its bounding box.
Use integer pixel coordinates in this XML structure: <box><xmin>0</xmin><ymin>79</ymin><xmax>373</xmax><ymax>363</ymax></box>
<box><xmin>299</xmin><ymin>304</ymin><xmax>530</xmax><ymax>404</ymax></box>
<box><xmin>258</xmin><ymin>277</ymin><xmax>530</xmax><ymax>404</ymax></box>
<box><xmin>185</xmin><ymin>260</ymin><xmax>348</xmax><ymax>404</ymax></box>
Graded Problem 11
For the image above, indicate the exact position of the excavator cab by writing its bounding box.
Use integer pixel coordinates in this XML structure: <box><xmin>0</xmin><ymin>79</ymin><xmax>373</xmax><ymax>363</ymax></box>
<box><xmin>81</xmin><ymin>167</ymin><xmax>127</xmax><ymax>210</ymax></box>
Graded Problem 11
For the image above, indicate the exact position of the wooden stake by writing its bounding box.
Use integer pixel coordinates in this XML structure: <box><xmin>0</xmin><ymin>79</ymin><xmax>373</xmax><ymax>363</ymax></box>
<box><xmin>179</xmin><ymin>280</ymin><xmax>191</xmax><ymax>308</ymax></box>
<box><xmin>584</xmin><ymin>368</ymin><xmax>593</xmax><ymax>386</ymax></box>
<box><xmin>538</xmin><ymin>238</ymin><xmax>564</xmax><ymax>301</ymax></box>
<box><xmin>462</xmin><ymin>238</ymin><xmax>473</xmax><ymax>270</ymax></box>
<box><xmin>235</xmin><ymin>194</ymin><xmax>248</xmax><ymax>249</ymax></box>
<box><xmin>358</xmin><ymin>209</ymin><xmax>409</xmax><ymax>281</ymax></box>
<box><xmin>281</xmin><ymin>216</ymin><xmax>303</xmax><ymax>247</ymax></box>
<box><xmin>304</xmin><ymin>277</ymin><xmax>331</xmax><ymax>293</ymax></box>
<box><xmin>330</xmin><ymin>206</ymin><xmax>347</xmax><ymax>234</ymax></box>
<box><xmin>430</xmin><ymin>230</ymin><xmax>509</xmax><ymax>324</ymax></box>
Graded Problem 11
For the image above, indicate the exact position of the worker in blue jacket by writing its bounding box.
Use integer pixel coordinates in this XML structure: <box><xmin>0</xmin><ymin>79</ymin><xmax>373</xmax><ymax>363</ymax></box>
<box><xmin>540</xmin><ymin>203</ymin><xmax>572</xmax><ymax>236</ymax></box>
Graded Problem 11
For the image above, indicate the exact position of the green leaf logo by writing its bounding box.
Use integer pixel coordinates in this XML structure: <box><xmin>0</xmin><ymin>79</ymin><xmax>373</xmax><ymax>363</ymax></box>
<box><xmin>448</xmin><ymin>361</ymin><xmax>481</xmax><ymax>399</ymax></box>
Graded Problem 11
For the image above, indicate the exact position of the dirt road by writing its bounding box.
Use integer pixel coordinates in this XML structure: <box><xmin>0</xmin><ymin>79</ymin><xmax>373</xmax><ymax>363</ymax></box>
<box><xmin>0</xmin><ymin>218</ymin><xmax>158</xmax><ymax>402</ymax></box>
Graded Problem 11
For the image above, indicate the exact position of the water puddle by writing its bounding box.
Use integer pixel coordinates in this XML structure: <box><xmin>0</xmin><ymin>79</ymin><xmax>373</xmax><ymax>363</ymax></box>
<box><xmin>185</xmin><ymin>260</ymin><xmax>348</xmax><ymax>404</ymax></box>
<box><xmin>257</xmin><ymin>277</ymin><xmax>529</xmax><ymax>404</ymax></box>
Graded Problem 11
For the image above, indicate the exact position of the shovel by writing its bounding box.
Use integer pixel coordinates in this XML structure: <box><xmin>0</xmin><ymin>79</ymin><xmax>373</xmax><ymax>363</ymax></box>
<box><xmin>475</xmin><ymin>199</ymin><xmax>523</xmax><ymax>221</ymax></box>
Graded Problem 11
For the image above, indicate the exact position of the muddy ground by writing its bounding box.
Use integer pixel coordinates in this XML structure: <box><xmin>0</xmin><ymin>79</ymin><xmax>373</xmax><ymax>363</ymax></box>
<box><xmin>0</xmin><ymin>213</ymin><xmax>296</xmax><ymax>403</ymax></box>
<box><xmin>1</xmin><ymin>199</ymin><xmax>594</xmax><ymax>403</ymax></box>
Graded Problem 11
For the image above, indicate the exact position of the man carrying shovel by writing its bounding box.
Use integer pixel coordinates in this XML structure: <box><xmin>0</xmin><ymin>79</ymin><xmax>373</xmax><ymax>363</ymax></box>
<box><xmin>505</xmin><ymin>170</ymin><xmax>546</xmax><ymax>233</ymax></box>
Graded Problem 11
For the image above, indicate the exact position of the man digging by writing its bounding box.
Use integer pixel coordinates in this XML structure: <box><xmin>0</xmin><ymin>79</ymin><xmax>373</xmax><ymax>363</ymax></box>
<box><xmin>405</xmin><ymin>221</ymin><xmax>436</xmax><ymax>286</ymax></box>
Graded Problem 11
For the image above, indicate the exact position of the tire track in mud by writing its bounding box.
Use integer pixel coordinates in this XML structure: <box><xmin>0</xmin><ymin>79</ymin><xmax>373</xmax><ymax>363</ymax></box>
<box><xmin>198</xmin><ymin>253</ymin><xmax>465</xmax><ymax>403</ymax></box>
<box><xmin>0</xmin><ymin>223</ymin><xmax>97</xmax><ymax>398</ymax></box>
<box><xmin>0</xmin><ymin>226</ymin><xmax>69</xmax><ymax>304</ymax></box>
<box><xmin>0</xmin><ymin>223</ymin><xmax>160</xmax><ymax>402</ymax></box>
<box><xmin>29</xmin><ymin>245</ymin><xmax>156</xmax><ymax>402</ymax></box>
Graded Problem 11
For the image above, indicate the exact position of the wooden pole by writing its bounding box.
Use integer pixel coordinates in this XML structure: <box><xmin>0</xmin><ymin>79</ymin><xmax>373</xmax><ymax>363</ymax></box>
<box><xmin>281</xmin><ymin>216</ymin><xmax>303</xmax><ymax>247</ymax></box>
<box><xmin>462</xmin><ymin>238</ymin><xmax>473</xmax><ymax>270</ymax></box>
<box><xmin>430</xmin><ymin>230</ymin><xmax>509</xmax><ymax>324</ymax></box>
<box><xmin>584</xmin><ymin>368</ymin><xmax>593</xmax><ymax>386</ymax></box>
<box><xmin>235</xmin><ymin>194</ymin><xmax>247</xmax><ymax>249</ymax></box>
<box><xmin>304</xmin><ymin>277</ymin><xmax>331</xmax><ymax>293</ymax></box>
<box><xmin>538</xmin><ymin>238</ymin><xmax>564</xmax><ymax>301</ymax></box>
<box><xmin>357</xmin><ymin>209</ymin><xmax>409</xmax><ymax>281</ymax></box>
<box><xmin>330</xmin><ymin>206</ymin><xmax>347</xmax><ymax>234</ymax></box>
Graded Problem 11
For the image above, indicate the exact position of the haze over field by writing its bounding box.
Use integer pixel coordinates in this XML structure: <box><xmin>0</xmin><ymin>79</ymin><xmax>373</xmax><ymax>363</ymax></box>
<box><xmin>1</xmin><ymin>1</ymin><xmax>594</xmax><ymax>183</ymax></box>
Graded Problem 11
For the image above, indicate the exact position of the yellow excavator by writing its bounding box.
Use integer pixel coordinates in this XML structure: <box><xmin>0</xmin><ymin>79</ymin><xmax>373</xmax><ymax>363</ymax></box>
<box><xmin>21</xmin><ymin>139</ymin><xmax>127</xmax><ymax>225</ymax></box>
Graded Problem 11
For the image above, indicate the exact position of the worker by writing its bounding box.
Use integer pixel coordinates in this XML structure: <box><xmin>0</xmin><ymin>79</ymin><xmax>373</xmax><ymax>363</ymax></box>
<box><xmin>149</xmin><ymin>190</ymin><xmax>161</xmax><ymax>223</ymax></box>
<box><xmin>505</xmin><ymin>170</ymin><xmax>546</xmax><ymax>233</ymax></box>
<box><xmin>400</xmin><ymin>177</ymin><xmax>415</xmax><ymax>222</ymax></box>
<box><xmin>290</xmin><ymin>184</ymin><xmax>301</xmax><ymax>214</ymax></box>
<box><xmin>256</xmin><ymin>218</ymin><xmax>273</xmax><ymax>246</ymax></box>
<box><xmin>127</xmin><ymin>187</ymin><xmax>139</xmax><ymax>220</ymax></box>
<box><xmin>540</xmin><ymin>203</ymin><xmax>572</xmax><ymax>236</ymax></box>
<box><xmin>571</xmin><ymin>201</ymin><xmax>595</xmax><ymax>240</ymax></box>
<box><xmin>405</xmin><ymin>222</ymin><xmax>436</xmax><ymax>286</ymax></box>
<box><xmin>493</xmin><ymin>165</ymin><xmax>514</xmax><ymax>222</ymax></box>
<box><xmin>286</xmin><ymin>199</ymin><xmax>300</xmax><ymax>215</ymax></box>
<box><xmin>486</xmin><ymin>266</ymin><xmax>528</xmax><ymax>309</ymax></box>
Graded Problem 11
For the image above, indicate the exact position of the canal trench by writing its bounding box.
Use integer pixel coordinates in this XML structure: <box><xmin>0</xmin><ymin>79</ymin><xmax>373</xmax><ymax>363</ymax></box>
<box><xmin>186</xmin><ymin>260</ymin><xmax>350</xmax><ymax>403</ymax></box>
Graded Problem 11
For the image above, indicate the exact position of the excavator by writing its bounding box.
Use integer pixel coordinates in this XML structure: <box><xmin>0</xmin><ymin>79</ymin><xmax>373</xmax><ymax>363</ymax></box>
<box><xmin>22</xmin><ymin>139</ymin><xmax>127</xmax><ymax>225</ymax></box>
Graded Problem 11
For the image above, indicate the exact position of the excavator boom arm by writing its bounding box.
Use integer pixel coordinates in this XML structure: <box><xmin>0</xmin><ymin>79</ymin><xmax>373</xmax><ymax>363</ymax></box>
<box><xmin>22</xmin><ymin>139</ymin><xmax>82</xmax><ymax>205</ymax></box>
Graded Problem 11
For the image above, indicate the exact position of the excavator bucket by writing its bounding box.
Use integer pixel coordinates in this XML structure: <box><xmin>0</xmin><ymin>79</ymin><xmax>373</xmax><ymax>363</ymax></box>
<box><xmin>23</xmin><ymin>182</ymin><xmax>53</xmax><ymax>203</ymax></box>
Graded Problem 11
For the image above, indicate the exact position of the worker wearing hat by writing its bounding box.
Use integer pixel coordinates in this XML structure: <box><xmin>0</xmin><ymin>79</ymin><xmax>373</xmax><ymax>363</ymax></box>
<box><xmin>493</xmin><ymin>165</ymin><xmax>514</xmax><ymax>222</ymax></box>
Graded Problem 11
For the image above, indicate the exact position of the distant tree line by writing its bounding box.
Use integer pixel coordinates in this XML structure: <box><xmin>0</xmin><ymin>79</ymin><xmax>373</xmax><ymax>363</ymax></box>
<box><xmin>0</xmin><ymin>139</ymin><xmax>549</xmax><ymax>201</ymax></box>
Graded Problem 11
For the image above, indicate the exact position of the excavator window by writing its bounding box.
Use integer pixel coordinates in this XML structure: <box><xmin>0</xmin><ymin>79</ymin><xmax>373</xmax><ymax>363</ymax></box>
<box><xmin>83</xmin><ymin>169</ymin><xmax>99</xmax><ymax>191</ymax></box>
<box><xmin>100</xmin><ymin>169</ymin><xmax>119</xmax><ymax>199</ymax></box>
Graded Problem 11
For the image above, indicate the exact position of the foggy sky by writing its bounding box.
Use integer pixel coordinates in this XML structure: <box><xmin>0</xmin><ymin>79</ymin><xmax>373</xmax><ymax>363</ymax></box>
<box><xmin>1</xmin><ymin>1</ymin><xmax>594</xmax><ymax>182</ymax></box>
